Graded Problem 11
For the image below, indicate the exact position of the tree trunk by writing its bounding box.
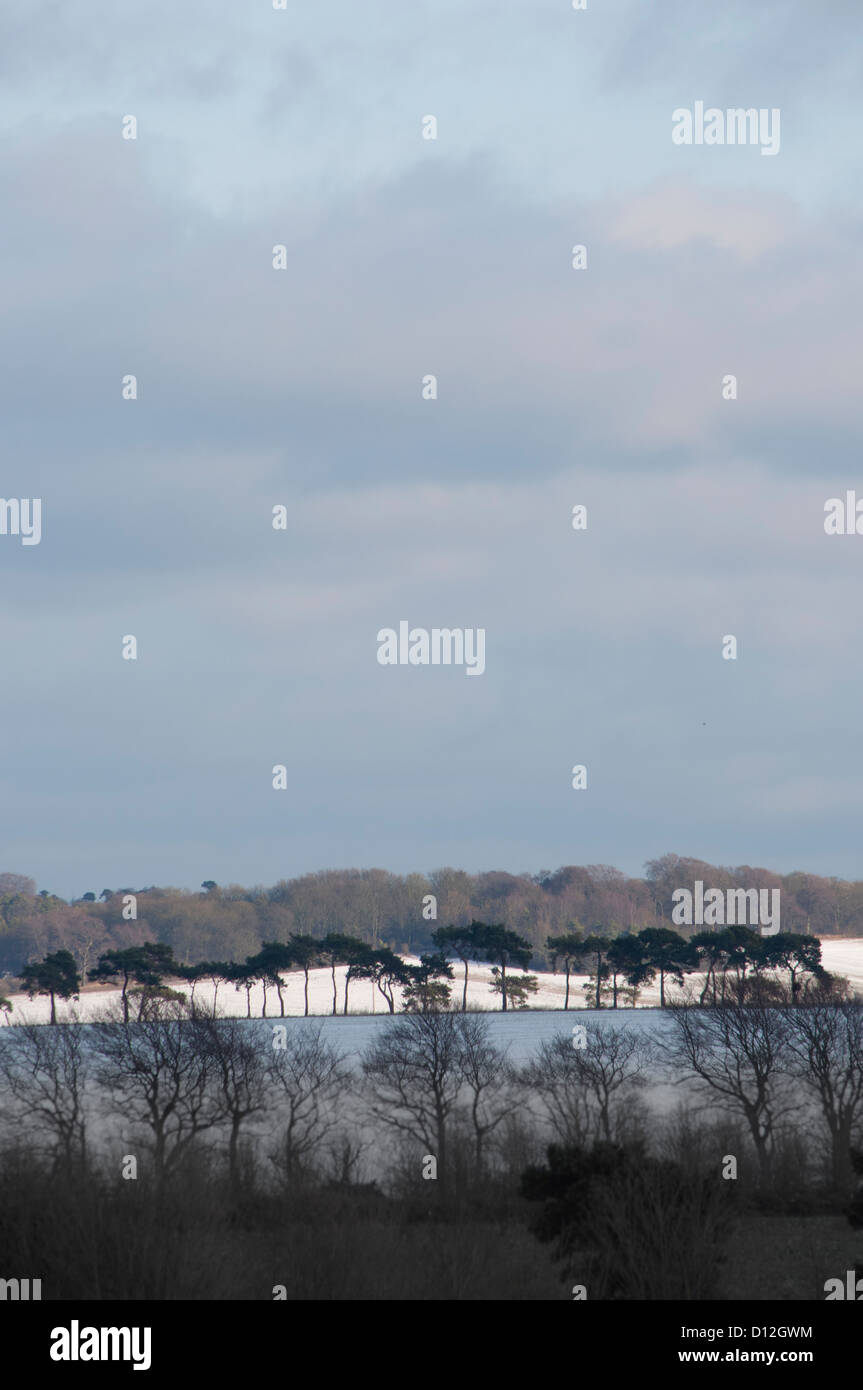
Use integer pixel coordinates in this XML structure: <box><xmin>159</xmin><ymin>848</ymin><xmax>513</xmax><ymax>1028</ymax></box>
<box><xmin>753</xmin><ymin>1131</ymin><xmax>771</xmax><ymax>1182</ymax></box>
<box><xmin>500</xmin><ymin>962</ymin><xmax>507</xmax><ymax>1012</ymax></box>
<box><xmin>831</xmin><ymin>1117</ymin><xmax>855</xmax><ymax>1193</ymax></box>
<box><xmin>435</xmin><ymin>1102</ymin><xmax>447</xmax><ymax>1192</ymax></box>
<box><xmin>462</xmin><ymin>960</ymin><xmax>468</xmax><ymax>1012</ymax></box>
<box><xmin>699</xmin><ymin>967</ymin><xmax>711</xmax><ymax>1005</ymax></box>
<box><xmin>564</xmin><ymin>966</ymin><xmax>571</xmax><ymax>1011</ymax></box>
<box><xmin>303</xmin><ymin>969</ymin><xmax>309</xmax><ymax>1017</ymax></box>
<box><xmin>229</xmin><ymin>1116</ymin><xmax>241</xmax><ymax>1188</ymax></box>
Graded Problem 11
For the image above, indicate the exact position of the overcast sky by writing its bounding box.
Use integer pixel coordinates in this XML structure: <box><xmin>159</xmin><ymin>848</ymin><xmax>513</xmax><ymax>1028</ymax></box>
<box><xmin>2</xmin><ymin>0</ymin><xmax>862</xmax><ymax>898</ymax></box>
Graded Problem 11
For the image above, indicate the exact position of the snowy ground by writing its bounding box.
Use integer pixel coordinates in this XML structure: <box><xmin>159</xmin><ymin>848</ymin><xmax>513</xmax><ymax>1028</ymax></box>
<box><xmin>5</xmin><ymin>937</ymin><xmax>862</xmax><ymax>1028</ymax></box>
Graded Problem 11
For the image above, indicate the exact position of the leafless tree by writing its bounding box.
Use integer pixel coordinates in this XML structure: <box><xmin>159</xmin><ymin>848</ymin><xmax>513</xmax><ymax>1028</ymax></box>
<box><xmin>0</xmin><ymin>872</ymin><xmax>36</xmax><ymax>897</ymax></box>
<box><xmin>783</xmin><ymin>1002</ymin><xmax>863</xmax><ymax>1194</ymax></box>
<box><xmin>0</xmin><ymin>1021</ymin><xmax>90</xmax><ymax>1171</ymax></box>
<box><xmin>190</xmin><ymin>1014</ymin><xmax>269</xmax><ymax>1188</ymax></box>
<box><xmin>661</xmin><ymin>1002</ymin><xmax>796</xmax><ymax>1181</ymax></box>
<box><xmin>520</xmin><ymin>1035</ymin><xmax>592</xmax><ymax>1146</ymax></box>
<box><xmin>266</xmin><ymin>1024</ymin><xmax>350</xmax><ymax>1184</ymax></box>
<box><xmin>361</xmin><ymin>1011</ymin><xmax>465</xmax><ymax>1186</ymax></box>
<box><xmin>452</xmin><ymin>1015</ymin><xmax>515</xmax><ymax>1177</ymax></box>
<box><xmin>91</xmin><ymin>999</ymin><xmax>220</xmax><ymax>1180</ymax></box>
<box><xmin>521</xmin><ymin>1024</ymin><xmax>650</xmax><ymax>1146</ymax></box>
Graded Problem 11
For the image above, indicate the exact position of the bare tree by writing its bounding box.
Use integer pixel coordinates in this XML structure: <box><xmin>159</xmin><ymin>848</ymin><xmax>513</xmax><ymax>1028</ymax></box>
<box><xmin>452</xmin><ymin>1015</ymin><xmax>514</xmax><ymax>1177</ymax></box>
<box><xmin>91</xmin><ymin>999</ymin><xmax>220</xmax><ymax>1180</ymax></box>
<box><xmin>266</xmin><ymin>1024</ymin><xmax>349</xmax><ymax>1184</ymax></box>
<box><xmin>783</xmin><ymin>1002</ymin><xmax>863</xmax><ymax>1194</ymax></box>
<box><xmin>521</xmin><ymin>1024</ymin><xmax>650</xmax><ymax>1146</ymax></box>
<box><xmin>0</xmin><ymin>1022</ymin><xmax>90</xmax><ymax>1171</ymax></box>
<box><xmin>361</xmin><ymin>1011</ymin><xmax>465</xmax><ymax>1186</ymax></box>
<box><xmin>520</xmin><ymin>1036</ymin><xmax>591</xmax><ymax>1146</ymax></box>
<box><xmin>0</xmin><ymin>872</ymin><xmax>37</xmax><ymax>897</ymax></box>
<box><xmin>661</xmin><ymin>1003</ymin><xmax>795</xmax><ymax>1181</ymax></box>
<box><xmin>190</xmin><ymin>1014</ymin><xmax>268</xmax><ymax>1188</ymax></box>
<box><xmin>573</xmin><ymin>1024</ymin><xmax>651</xmax><ymax>1142</ymax></box>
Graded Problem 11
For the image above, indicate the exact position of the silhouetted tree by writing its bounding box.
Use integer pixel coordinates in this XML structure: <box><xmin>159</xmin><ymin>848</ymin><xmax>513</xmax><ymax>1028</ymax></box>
<box><xmin>606</xmin><ymin>935</ymin><xmax>654</xmax><ymax>1008</ymax></box>
<box><xmin>361</xmin><ymin>1011</ymin><xmax>465</xmax><ymax>1187</ymax></box>
<box><xmin>401</xmin><ymin>952</ymin><xmax>454</xmax><ymax>1012</ymax></box>
<box><xmin>547</xmin><ymin>931</ymin><xmax>586</xmax><ymax>1010</ymax></box>
<box><xmin>191</xmin><ymin>1014</ymin><xmax>268</xmax><ymax>1189</ymax></box>
<box><xmin>343</xmin><ymin>940</ymin><xmax>374</xmax><ymax>1016</ymax></box>
<box><xmin>636</xmin><ymin>927</ymin><xmax>697</xmax><ymax>1007</ymax></box>
<box><xmin>320</xmin><ymin>933</ymin><xmax>365</xmax><ymax>1016</ymax></box>
<box><xmin>89</xmin><ymin>944</ymin><xmax>177</xmax><ymax>1024</ymax></box>
<box><xmin>249</xmin><ymin>941</ymin><xmax>293</xmax><ymax>1017</ymax></box>
<box><xmin>521</xmin><ymin>1024</ymin><xmax>650</xmax><ymax>1146</ymax></box>
<box><xmin>431</xmin><ymin>924</ymin><xmax>482</xmax><ymax>1012</ymax></box>
<box><xmin>266</xmin><ymin>1025</ymin><xmax>349</xmax><ymax>1185</ymax></box>
<box><xmin>713</xmin><ymin>926</ymin><xmax>762</xmax><ymax>1001</ymax></box>
<box><xmin>0</xmin><ymin>1021</ymin><xmax>90</xmax><ymax>1169</ymax></box>
<box><xmin>662</xmin><ymin>1002</ymin><xmax>795</xmax><ymax>1181</ymax></box>
<box><xmin>489</xmin><ymin>968</ymin><xmax>538</xmax><ymax>1009</ymax></box>
<box><xmin>288</xmin><ymin>935</ymin><xmax>320</xmax><ymax>1017</ymax></box>
<box><xmin>174</xmin><ymin>960</ymin><xmax>214</xmax><ymax>1011</ymax></box>
<box><xmin>691</xmin><ymin>930</ymin><xmax>726</xmax><ymax>1005</ymax></box>
<box><xmin>224</xmin><ymin>960</ymin><xmax>257</xmax><ymax>1018</ymax></box>
<box><xmin>92</xmin><ymin>998</ymin><xmax>220</xmax><ymax>1181</ymax></box>
<box><xmin>473</xmin><ymin>924</ymin><xmax>532</xmax><ymax>1012</ymax></box>
<box><xmin>784</xmin><ymin>1002</ymin><xmax>863</xmax><ymax>1194</ymax></box>
<box><xmin>351</xmin><ymin>947</ymin><xmax>411</xmax><ymax>1014</ymax></box>
<box><xmin>580</xmin><ymin>934</ymin><xmax>612</xmax><ymax>1009</ymax></box>
<box><xmin>761</xmin><ymin>933</ymin><xmax>825</xmax><ymax>1004</ymax></box>
<box><xmin>20</xmin><ymin>949</ymin><xmax>81</xmax><ymax>1024</ymax></box>
<box><xmin>453</xmin><ymin>1015</ymin><xmax>513</xmax><ymax>1177</ymax></box>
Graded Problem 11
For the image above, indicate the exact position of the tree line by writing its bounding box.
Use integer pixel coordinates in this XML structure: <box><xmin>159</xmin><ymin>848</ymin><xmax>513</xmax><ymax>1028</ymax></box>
<box><xmin>5</xmin><ymin>919</ymin><xmax>840</xmax><ymax>1024</ymax></box>
<box><xmin>1</xmin><ymin>853</ymin><xmax>861</xmax><ymax>983</ymax></box>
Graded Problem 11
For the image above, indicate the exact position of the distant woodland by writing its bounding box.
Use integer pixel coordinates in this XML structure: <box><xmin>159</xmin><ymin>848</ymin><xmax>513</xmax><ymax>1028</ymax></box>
<box><xmin>0</xmin><ymin>854</ymin><xmax>860</xmax><ymax>982</ymax></box>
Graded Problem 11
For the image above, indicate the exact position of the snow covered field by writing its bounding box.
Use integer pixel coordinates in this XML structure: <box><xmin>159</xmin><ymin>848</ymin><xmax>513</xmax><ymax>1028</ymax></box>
<box><xmin>5</xmin><ymin>937</ymin><xmax>862</xmax><ymax>1031</ymax></box>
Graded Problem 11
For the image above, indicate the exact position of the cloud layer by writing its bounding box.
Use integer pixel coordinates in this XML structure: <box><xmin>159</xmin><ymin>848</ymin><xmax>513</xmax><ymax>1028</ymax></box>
<box><xmin>2</xmin><ymin>2</ymin><xmax>861</xmax><ymax>895</ymax></box>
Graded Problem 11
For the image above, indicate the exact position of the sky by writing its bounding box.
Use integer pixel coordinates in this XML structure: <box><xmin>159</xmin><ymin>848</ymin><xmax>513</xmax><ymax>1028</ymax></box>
<box><xmin>2</xmin><ymin>0</ymin><xmax>863</xmax><ymax>898</ymax></box>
